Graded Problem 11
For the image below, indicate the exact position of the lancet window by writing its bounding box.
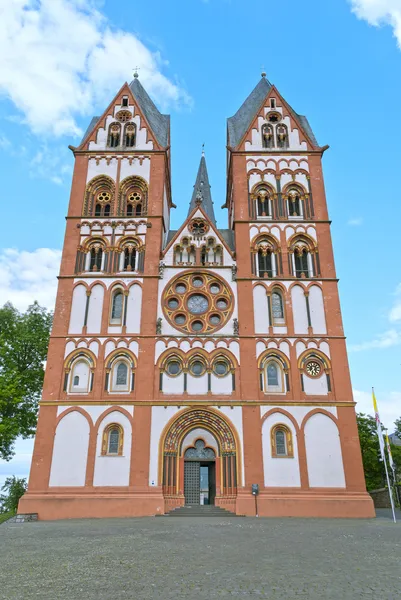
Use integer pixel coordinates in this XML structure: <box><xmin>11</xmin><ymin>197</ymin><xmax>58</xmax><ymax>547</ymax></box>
<box><xmin>270</xmin><ymin>425</ymin><xmax>293</xmax><ymax>458</ymax></box>
<box><xmin>88</xmin><ymin>242</ymin><xmax>105</xmax><ymax>272</ymax></box>
<box><xmin>107</xmin><ymin>122</ymin><xmax>121</xmax><ymax>148</ymax></box>
<box><xmin>262</xmin><ymin>123</ymin><xmax>274</xmax><ymax>149</ymax></box>
<box><xmin>254</xmin><ymin>185</ymin><xmax>273</xmax><ymax>218</ymax></box>
<box><xmin>259</xmin><ymin>352</ymin><xmax>289</xmax><ymax>394</ymax></box>
<box><xmin>285</xmin><ymin>186</ymin><xmax>304</xmax><ymax>219</ymax></box>
<box><xmin>276</xmin><ymin>124</ymin><xmax>289</xmax><ymax>149</ymax></box>
<box><xmin>290</xmin><ymin>236</ymin><xmax>316</xmax><ymax>278</ymax></box>
<box><xmin>200</xmin><ymin>237</ymin><xmax>223</xmax><ymax>266</ymax></box>
<box><xmin>105</xmin><ymin>351</ymin><xmax>136</xmax><ymax>394</ymax></box>
<box><xmin>124</xmin><ymin>123</ymin><xmax>136</xmax><ymax>147</ymax></box>
<box><xmin>253</xmin><ymin>235</ymin><xmax>279</xmax><ymax>278</ymax></box>
<box><xmin>271</xmin><ymin>288</ymin><xmax>285</xmax><ymax>325</ymax></box>
<box><xmin>101</xmin><ymin>424</ymin><xmax>124</xmax><ymax>456</ymax></box>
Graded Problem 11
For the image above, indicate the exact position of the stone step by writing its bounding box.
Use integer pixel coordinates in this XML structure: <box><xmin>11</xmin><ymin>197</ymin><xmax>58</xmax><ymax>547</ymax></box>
<box><xmin>160</xmin><ymin>505</ymin><xmax>239</xmax><ymax>517</ymax></box>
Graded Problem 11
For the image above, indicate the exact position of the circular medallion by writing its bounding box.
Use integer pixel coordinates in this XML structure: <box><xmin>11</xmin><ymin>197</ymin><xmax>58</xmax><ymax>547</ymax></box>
<box><xmin>305</xmin><ymin>360</ymin><xmax>322</xmax><ymax>378</ymax></box>
<box><xmin>163</xmin><ymin>271</ymin><xmax>234</xmax><ymax>334</ymax></box>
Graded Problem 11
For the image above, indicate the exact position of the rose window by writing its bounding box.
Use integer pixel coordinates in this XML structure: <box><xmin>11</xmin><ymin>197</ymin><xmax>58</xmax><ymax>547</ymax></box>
<box><xmin>163</xmin><ymin>271</ymin><xmax>234</xmax><ymax>334</ymax></box>
<box><xmin>115</xmin><ymin>110</ymin><xmax>132</xmax><ymax>122</ymax></box>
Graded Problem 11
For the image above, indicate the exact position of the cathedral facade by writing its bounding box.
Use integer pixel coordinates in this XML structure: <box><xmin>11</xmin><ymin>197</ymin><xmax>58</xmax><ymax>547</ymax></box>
<box><xmin>19</xmin><ymin>74</ymin><xmax>374</xmax><ymax>519</ymax></box>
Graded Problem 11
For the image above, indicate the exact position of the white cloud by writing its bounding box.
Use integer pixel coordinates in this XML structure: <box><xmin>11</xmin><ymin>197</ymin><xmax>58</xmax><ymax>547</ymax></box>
<box><xmin>29</xmin><ymin>145</ymin><xmax>72</xmax><ymax>185</ymax></box>
<box><xmin>0</xmin><ymin>0</ymin><xmax>191</xmax><ymax>137</ymax></box>
<box><xmin>353</xmin><ymin>389</ymin><xmax>400</xmax><ymax>429</ymax></box>
<box><xmin>0</xmin><ymin>247</ymin><xmax>61</xmax><ymax>311</ymax></box>
<box><xmin>347</xmin><ymin>217</ymin><xmax>363</xmax><ymax>226</ymax></box>
<box><xmin>349</xmin><ymin>328</ymin><xmax>401</xmax><ymax>351</ymax></box>
<box><xmin>350</xmin><ymin>0</ymin><xmax>401</xmax><ymax>47</ymax></box>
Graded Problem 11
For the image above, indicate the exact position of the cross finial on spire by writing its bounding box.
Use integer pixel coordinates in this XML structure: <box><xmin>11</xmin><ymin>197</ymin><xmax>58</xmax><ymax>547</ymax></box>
<box><xmin>202</xmin><ymin>143</ymin><xmax>205</xmax><ymax>157</ymax></box>
<box><xmin>261</xmin><ymin>65</ymin><xmax>266</xmax><ymax>78</ymax></box>
<box><xmin>133</xmin><ymin>66</ymin><xmax>140</xmax><ymax>78</ymax></box>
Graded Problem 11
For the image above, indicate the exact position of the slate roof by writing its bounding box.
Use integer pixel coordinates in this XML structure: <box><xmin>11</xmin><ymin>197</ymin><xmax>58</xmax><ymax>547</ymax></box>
<box><xmin>227</xmin><ymin>76</ymin><xmax>319</xmax><ymax>148</ymax></box>
<box><xmin>129</xmin><ymin>77</ymin><xmax>170</xmax><ymax>148</ymax></box>
<box><xmin>187</xmin><ymin>155</ymin><xmax>216</xmax><ymax>225</ymax></box>
<box><xmin>79</xmin><ymin>77</ymin><xmax>170</xmax><ymax>147</ymax></box>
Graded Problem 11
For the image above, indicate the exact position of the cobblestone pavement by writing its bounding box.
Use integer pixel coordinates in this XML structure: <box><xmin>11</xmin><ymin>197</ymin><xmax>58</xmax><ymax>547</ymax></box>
<box><xmin>1</xmin><ymin>511</ymin><xmax>400</xmax><ymax>600</ymax></box>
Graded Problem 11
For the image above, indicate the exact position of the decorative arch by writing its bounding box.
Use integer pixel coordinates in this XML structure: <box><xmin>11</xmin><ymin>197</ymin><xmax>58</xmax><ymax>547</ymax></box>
<box><xmin>83</xmin><ymin>174</ymin><xmax>115</xmax><ymax>217</ymax></box>
<box><xmin>116</xmin><ymin>235</ymin><xmax>144</xmax><ymax>273</ymax></box>
<box><xmin>250</xmin><ymin>182</ymin><xmax>276</xmax><ymax>219</ymax></box>
<box><xmin>258</xmin><ymin>349</ymin><xmax>290</xmax><ymax>394</ymax></box>
<box><xmin>251</xmin><ymin>232</ymin><xmax>281</xmax><ymax>278</ymax></box>
<box><xmin>117</xmin><ymin>175</ymin><xmax>148</xmax><ymax>216</ymax></box>
<box><xmin>160</xmin><ymin>408</ymin><xmax>240</xmax><ymax>498</ymax></box>
<box><xmin>288</xmin><ymin>233</ymin><xmax>318</xmax><ymax>278</ymax></box>
<box><xmin>63</xmin><ymin>349</ymin><xmax>96</xmax><ymax>394</ymax></box>
<box><xmin>282</xmin><ymin>182</ymin><xmax>307</xmax><ymax>219</ymax></box>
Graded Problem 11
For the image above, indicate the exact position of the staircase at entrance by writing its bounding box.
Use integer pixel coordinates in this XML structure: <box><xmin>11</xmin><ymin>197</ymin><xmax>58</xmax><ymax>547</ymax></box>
<box><xmin>162</xmin><ymin>505</ymin><xmax>239</xmax><ymax>517</ymax></box>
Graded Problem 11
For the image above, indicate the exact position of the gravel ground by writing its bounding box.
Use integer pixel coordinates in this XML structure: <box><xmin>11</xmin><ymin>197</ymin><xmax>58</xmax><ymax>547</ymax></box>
<box><xmin>1</xmin><ymin>510</ymin><xmax>400</xmax><ymax>600</ymax></box>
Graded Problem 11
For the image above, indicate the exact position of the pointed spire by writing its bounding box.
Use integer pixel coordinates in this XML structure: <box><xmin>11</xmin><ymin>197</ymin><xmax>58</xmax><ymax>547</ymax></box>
<box><xmin>188</xmin><ymin>152</ymin><xmax>216</xmax><ymax>225</ymax></box>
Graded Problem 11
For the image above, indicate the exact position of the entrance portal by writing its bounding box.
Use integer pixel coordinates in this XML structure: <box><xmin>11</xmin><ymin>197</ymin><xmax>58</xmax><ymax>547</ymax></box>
<box><xmin>184</xmin><ymin>439</ymin><xmax>216</xmax><ymax>505</ymax></box>
<box><xmin>184</xmin><ymin>460</ymin><xmax>216</xmax><ymax>505</ymax></box>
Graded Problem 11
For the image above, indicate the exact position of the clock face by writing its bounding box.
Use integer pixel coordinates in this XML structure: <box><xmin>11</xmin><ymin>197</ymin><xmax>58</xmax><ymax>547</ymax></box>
<box><xmin>306</xmin><ymin>361</ymin><xmax>321</xmax><ymax>377</ymax></box>
<box><xmin>187</xmin><ymin>294</ymin><xmax>209</xmax><ymax>314</ymax></box>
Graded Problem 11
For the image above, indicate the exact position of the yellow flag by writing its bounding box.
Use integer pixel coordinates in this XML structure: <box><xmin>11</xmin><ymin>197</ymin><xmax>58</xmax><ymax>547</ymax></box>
<box><xmin>372</xmin><ymin>388</ymin><xmax>385</xmax><ymax>460</ymax></box>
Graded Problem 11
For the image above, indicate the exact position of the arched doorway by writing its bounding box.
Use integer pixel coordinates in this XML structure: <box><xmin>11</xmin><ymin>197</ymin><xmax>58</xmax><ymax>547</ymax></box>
<box><xmin>161</xmin><ymin>408</ymin><xmax>239</xmax><ymax>510</ymax></box>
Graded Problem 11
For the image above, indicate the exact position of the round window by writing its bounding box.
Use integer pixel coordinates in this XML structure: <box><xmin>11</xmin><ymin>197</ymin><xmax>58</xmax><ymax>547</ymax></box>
<box><xmin>192</xmin><ymin>276</ymin><xmax>204</xmax><ymax>288</ymax></box>
<box><xmin>209</xmin><ymin>314</ymin><xmax>221</xmax><ymax>325</ymax></box>
<box><xmin>166</xmin><ymin>360</ymin><xmax>181</xmax><ymax>376</ymax></box>
<box><xmin>216</xmin><ymin>298</ymin><xmax>228</xmax><ymax>310</ymax></box>
<box><xmin>175</xmin><ymin>283</ymin><xmax>187</xmax><ymax>294</ymax></box>
<box><xmin>174</xmin><ymin>314</ymin><xmax>186</xmax><ymax>325</ymax></box>
<box><xmin>190</xmin><ymin>360</ymin><xmax>206</xmax><ymax>376</ymax></box>
<box><xmin>214</xmin><ymin>361</ymin><xmax>229</xmax><ymax>376</ymax></box>
<box><xmin>168</xmin><ymin>298</ymin><xmax>179</xmax><ymax>310</ymax></box>
<box><xmin>191</xmin><ymin>320</ymin><xmax>203</xmax><ymax>332</ymax></box>
<box><xmin>210</xmin><ymin>283</ymin><xmax>220</xmax><ymax>294</ymax></box>
<box><xmin>187</xmin><ymin>294</ymin><xmax>209</xmax><ymax>314</ymax></box>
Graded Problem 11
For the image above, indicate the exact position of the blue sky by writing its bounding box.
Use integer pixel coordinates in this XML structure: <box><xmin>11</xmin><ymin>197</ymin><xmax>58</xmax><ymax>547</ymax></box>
<box><xmin>1</xmin><ymin>0</ymin><xmax>401</xmax><ymax>486</ymax></box>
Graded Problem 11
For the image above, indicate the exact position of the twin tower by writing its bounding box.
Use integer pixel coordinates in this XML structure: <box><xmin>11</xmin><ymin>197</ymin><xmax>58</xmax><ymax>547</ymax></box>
<box><xmin>20</xmin><ymin>74</ymin><xmax>374</xmax><ymax>518</ymax></box>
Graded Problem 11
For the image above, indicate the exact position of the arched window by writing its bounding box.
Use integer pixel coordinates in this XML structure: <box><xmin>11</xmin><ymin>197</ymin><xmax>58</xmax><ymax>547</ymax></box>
<box><xmin>271</xmin><ymin>425</ymin><xmax>293</xmax><ymax>458</ymax></box>
<box><xmin>108</xmin><ymin>122</ymin><xmax>121</xmax><ymax>147</ymax></box>
<box><xmin>123</xmin><ymin>246</ymin><xmax>137</xmax><ymax>271</ymax></box>
<box><xmin>89</xmin><ymin>245</ymin><xmax>103</xmax><ymax>272</ymax></box>
<box><xmin>261</xmin><ymin>356</ymin><xmax>287</xmax><ymax>394</ymax></box>
<box><xmin>109</xmin><ymin>359</ymin><xmax>130</xmax><ymax>392</ymax></box>
<box><xmin>83</xmin><ymin>175</ymin><xmax>115</xmax><ymax>217</ymax></box>
<box><xmin>294</xmin><ymin>247</ymin><xmax>310</xmax><ymax>278</ymax></box>
<box><xmin>101</xmin><ymin>424</ymin><xmax>124</xmax><ymax>456</ymax></box>
<box><xmin>254</xmin><ymin>235</ymin><xmax>279</xmax><ymax>278</ymax></box>
<box><xmin>212</xmin><ymin>357</ymin><xmax>231</xmax><ymax>377</ymax></box>
<box><xmin>118</xmin><ymin>176</ymin><xmax>148</xmax><ymax>217</ymax></box>
<box><xmin>262</xmin><ymin>123</ymin><xmax>274</xmax><ymax>149</ymax></box>
<box><xmin>255</xmin><ymin>187</ymin><xmax>272</xmax><ymax>218</ymax></box>
<box><xmin>69</xmin><ymin>357</ymin><xmax>92</xmax><ymax>393</ymax></box>
<box><xmin>126</xmin><ymin>190</ymin><xmax>142</xmax><ymax>216</ymax></box>
<box><xmin>124</xmin><ymin>123</ymin><xmax>136</xmax><ymax>147</ymax></box>
<box><xmin>271</xmin><ymin>290</ymin><xmax>285</xmax><ymax>325</ymax></box>
<box><xmin>116</xmin><ymin>362</ymin><xmax>128</xmax><ymax>385</ymax></box>
<box><xmin>287</xmin><ymin>188</ymin><xmax>303</xmax><ymax>218</ymax></box>
<box><xmin>267</xmin><ymin>362</ymin><xmax>279</xmax><ymax>386</ymax></box>
<box><xmin>110</xmin><ymin>289</ymin><xmax>124</xmax><ymax>324</ymax></box>
<box><xmin>276</xmin><ymin>124</ymin><xmax>289</xmax><ymax>149</ymax></box>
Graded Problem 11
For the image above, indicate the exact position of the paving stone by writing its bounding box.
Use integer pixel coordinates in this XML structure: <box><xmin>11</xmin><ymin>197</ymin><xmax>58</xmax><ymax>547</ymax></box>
<box><xmin>0</xmin><ymin>512</ymin><xmax>400</xmax><ymax>600</ymax></box>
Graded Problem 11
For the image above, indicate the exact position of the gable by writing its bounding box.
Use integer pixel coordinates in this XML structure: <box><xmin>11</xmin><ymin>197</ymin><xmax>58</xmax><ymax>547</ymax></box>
<box><xmin>77</xmin><ymin>81</ymin><xmax>169</xmax><ymax>152</ymax></box>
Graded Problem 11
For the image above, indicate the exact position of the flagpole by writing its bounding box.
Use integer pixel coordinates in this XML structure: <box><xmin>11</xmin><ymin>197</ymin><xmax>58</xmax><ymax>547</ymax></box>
<box><xmin>372</xmin><ymin>388</ymin><xmax>397</xmax><ymax>523</ymax></box>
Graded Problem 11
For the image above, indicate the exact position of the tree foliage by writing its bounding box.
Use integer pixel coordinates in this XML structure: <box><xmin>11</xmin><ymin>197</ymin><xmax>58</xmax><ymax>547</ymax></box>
<box><xmin>0</xmin><ymin>476</ymin><xmax>27</xmax><ymax>513</ymax></box>
<box><xmin>395</xmin><ymin>417</ymin><xmax>401</xmax><ymax>440</ymax></box>
<box><xmin>357</xmin><ymin>412</ymin><xmax>401</xmax><ymax>491</ymax></box>
<box><xmin>0</xmin><ymin>302</ymin><xmax>52</xmax><ymax>460</ymax></box>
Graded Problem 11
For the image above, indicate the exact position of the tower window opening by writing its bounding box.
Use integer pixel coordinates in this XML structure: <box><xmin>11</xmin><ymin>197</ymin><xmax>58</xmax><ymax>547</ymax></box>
<box><xmin>270</xmin><ymin>98</ymin><xmax>276</xmax><ymax>109</ymax></box>
<box><xmin>111</xmin><ymin>290</ymin><xmax>123</xmax><ymax>323</ymax></box>
<box><xmin>123</xmin><ymin>246</ymin><xmax>137</xmax><ymax>271</ymax></box>
<box><xmin>257</xmin><ymin>249</ymin><xmax>273</xmax><ymax>278</ymax></box>
<box><xmin>95</xmin><ymin>203</ymin><xmax>101</xmax><ymax>217</ymax></box>
<box><xmin>89</xmin><ymin>246</ymin><xmax>103</xmax><ymax>271</ymax></box>
<box><xmin>122</xmin><ymin>97</ymin><xmax>129</xmax><ymax>107</ymax></box>
<box><xmin>294</xmin><ymin>248</ymin><xmax>310</xmax><ymax>278</ymax></box>
<box><xmin>104</xmin><ymin>204</ymin><xmax>111</xmax><ymax>217</ymax></box>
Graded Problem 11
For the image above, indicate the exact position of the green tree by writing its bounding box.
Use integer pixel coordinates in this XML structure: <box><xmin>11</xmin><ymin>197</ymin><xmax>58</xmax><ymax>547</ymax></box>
<box><xmin>394</xmin><ymin>417</ymin><xmax>401</xmax><ymax>440</ymax></box>
<box><xmin>0</xmin><ymin>476</ymin><xmax>27</xmax><ymax>513</ymax></box>
<box><xmin>356</xmin><ymin>413</ymin><xmax>386</xmax><ymax>491</ymax></box>
<box><xmin>0</xmin><ymin>302</ymin><xmax>52</xmax><ymax>460</ymax></box>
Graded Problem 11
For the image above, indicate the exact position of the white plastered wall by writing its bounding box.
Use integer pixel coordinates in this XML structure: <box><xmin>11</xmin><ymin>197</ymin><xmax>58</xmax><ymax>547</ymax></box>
<box><xmin>93</xmin><ymin>411</ymin><xmax>132</xmax><ymax>487</ymax></box>
<box><xmin>126</xmin><ymin>284</ymin><xmax>142</xmax><ymax>334</ymax></box>
<box><xmin>86</xmin><ymin>284</ymin><xmax>104</xmax><ymax>334</ymax></box>
<box><xmin>49</xmin><ymin>411</ymin><xmax>90</xmax><ymax>487</ymax></box>
<box><xmin>291</xmin><ymin>285</ymin><xmax>308</xmax><ymax>334</ymax></box>
<box><xmin>304</xmin><ymin>413</ymin><xmax>345</xmax><ymax>487</ymax></box>
<box><xmin>261</xmin><ymin>412</ymin><xmax>301</xmax><ymax>487</ymax></box>
<box><xmin>309</xmin><ymin>285</ymin><xmax>327</xmax><ymax>334</ymax></box>
<box><xmin>68</xmin><ymin>284</ymin><xmax>86</xmax><ymax>334</ymax></box>
<box><xmin>253</xmin><ymin>285</ymin><xmax>269</xmax><ymax>333</ymax></box>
